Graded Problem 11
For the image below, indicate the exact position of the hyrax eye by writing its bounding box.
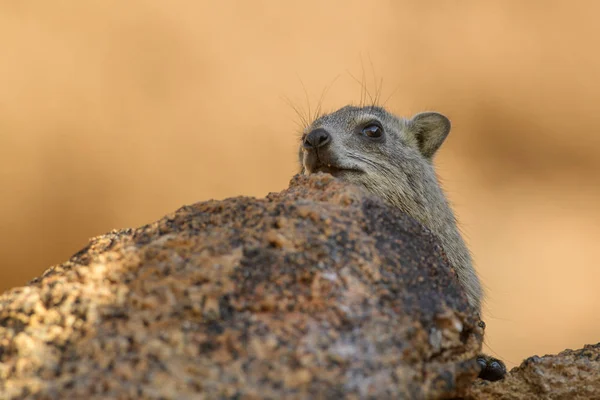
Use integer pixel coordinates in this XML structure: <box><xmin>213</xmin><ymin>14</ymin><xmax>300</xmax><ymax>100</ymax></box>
<box><xmin>361</xmin><ymin>123</ymin><xmax>383</xmax><ymax>138</ymax></box>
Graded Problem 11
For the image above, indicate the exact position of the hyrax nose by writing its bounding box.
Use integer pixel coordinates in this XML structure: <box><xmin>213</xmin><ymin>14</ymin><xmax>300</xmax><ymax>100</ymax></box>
<box><xmin>303</xmin><ymin>128</ymin><xmax>331</xmax><ymax>149</ymax></box>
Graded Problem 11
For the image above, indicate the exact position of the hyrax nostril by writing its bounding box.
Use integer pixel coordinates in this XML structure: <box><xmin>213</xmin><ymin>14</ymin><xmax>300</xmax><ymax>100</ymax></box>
<box><xmin>303</xmin><ymin>128</ymin><xmax>331</xmax><ymax>149</ymax></box>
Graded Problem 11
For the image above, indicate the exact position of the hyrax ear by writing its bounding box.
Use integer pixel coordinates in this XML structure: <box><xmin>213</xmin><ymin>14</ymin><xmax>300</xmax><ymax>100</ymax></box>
<box><xmin>408</xmin><ymin>112</ymin><xmax>451</xmax><ymax>159</ymax></box>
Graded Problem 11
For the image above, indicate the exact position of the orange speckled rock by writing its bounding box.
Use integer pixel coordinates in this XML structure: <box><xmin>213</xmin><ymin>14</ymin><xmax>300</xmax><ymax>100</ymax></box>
<box><xmin>0</xmin><ymin>174</ymin><xmax>485</xmax><ymax>399</ymax></box>
<box><xmin>467</xmin><ymin>343</ymin><xmax>600</xmax><ymax>400</ymax></box>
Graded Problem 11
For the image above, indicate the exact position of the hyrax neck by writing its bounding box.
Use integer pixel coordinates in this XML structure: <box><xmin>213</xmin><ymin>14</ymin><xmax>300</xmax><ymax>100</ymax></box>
<box><xmin>363</xmin><ymin>168</ymin><xmax>483</xmax><ymax>311</ymax></box>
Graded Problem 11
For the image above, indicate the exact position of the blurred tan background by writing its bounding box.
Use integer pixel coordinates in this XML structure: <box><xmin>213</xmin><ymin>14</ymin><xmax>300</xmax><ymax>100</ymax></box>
<box><xmin>1</xmin><ymin>1</ymin><xmax>599</xmax><ymax>369</ymax></box>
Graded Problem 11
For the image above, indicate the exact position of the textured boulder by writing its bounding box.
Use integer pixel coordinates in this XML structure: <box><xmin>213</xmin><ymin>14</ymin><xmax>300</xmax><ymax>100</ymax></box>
<box><xmin>468</xmin><ymin>343</ymin><xmax>600</xmax><ymax>399</ymax></box>
<box><xmin>0</xmin><ymin>174</ymin><xmax>485</xmax><ymax>399</ymax></box>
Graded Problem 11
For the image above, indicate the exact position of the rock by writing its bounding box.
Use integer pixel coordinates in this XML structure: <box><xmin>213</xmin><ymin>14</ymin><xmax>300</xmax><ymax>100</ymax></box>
<box><xmin>467</xmin><ymin>343</ymin><xmax>600</xmax><ymax>399</ymax></box>
<box><xmin>0</xmin><ymin>173</ymin><xmax>485</xmax><ymax>399</ymax></box>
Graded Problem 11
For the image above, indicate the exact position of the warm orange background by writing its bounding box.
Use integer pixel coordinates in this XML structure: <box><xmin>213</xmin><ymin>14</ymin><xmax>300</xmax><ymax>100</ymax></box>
<box><xmin>2</xmin><ymin>1</ymin><xmax>599</xmax><ymax>369</ymax></box>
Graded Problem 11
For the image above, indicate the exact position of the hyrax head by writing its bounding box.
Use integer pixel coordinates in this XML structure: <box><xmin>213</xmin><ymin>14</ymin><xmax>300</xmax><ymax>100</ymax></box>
<box><xmin>298</xmin><ymin>105</ymin><xmax>451</xmax><ymax>186</ymax></box>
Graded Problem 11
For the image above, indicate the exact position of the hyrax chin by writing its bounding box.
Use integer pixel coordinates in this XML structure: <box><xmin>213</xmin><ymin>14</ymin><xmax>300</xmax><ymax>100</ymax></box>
<box><xmin>298</xmin><ymin>105</ymin><xmax>506</xmax><ymax>381</ymax></box>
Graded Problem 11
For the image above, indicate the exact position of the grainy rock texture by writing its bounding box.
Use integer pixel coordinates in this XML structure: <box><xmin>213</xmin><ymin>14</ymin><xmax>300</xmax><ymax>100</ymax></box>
<box><xmin>468</xmin><ymin>343</ymin><xmax>600</xmax><ymax>399</ymax></box>
<box><xmin>0</xmin><ymin>174</ymin><xmax>488</xmax><ymax>399</ymax></box>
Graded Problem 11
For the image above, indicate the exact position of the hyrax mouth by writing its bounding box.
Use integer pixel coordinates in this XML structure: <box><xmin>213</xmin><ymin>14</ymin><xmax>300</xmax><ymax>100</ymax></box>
<box><xmin>303</xmin><ymin>148</ymin><xmax>363</xmax><ymax>176</ymax></box>
<box><xmin>312</xmin><ymin>164</ymin><xmax>361</xmax><ymax>176</ymax></box>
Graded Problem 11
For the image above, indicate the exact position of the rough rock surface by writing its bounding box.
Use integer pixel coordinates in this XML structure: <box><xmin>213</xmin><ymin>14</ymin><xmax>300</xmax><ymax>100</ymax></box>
<box><xmin>468</xmin><ymin>343</ymin><xmax>600</xmax><ymax>399</ymax></box>
<box><xmin>0</xmin><ymin>174</ymin><xmax>486</xmax><ymax>398</ymax></box>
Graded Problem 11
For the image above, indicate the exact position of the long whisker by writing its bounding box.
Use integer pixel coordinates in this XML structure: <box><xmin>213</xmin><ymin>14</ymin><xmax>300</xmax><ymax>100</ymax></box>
<box><xmin>368</xmin><ymin>54</ymin><xmax>379</xmax><ymax>107</ymax></box>
<box><xmin>347</xmin><ymin>70</ymin><xmax>373</xmax><ymax>107</ymax></box>
<box><xmin>375</xmin><ymin>77</ymin><xmax>384</xmax><ymax>106</ymax></box>
<box><xmin>281</xmin><ymin>95</ymin><xmax>309</xmax><ymax>130</ymax></box>
<box><xmin>382</xmin><ymin>83</ymin><xmax>402</xmax><ymax>107</ymax></box>
<box><xmin>361</xmin><ymin>55</ymin><xmax>375</xmax><ymax>106</ymax></box>
<box><xmin>296</xmin><ymin>74</ymin><xmax>312</xmax><ymax>123</ymax></box>
<box><xmin>315</xmin><ymin>74</ymin><xmax>341</xmax><ymax>122</ymax></box>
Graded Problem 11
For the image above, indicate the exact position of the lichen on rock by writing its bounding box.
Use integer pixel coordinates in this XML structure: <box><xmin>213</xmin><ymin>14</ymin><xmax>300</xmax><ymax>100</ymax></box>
<box><xmin>0</xmin><ymin>174</ymin><xmax>494</xmax><ymax>398</ymax></box>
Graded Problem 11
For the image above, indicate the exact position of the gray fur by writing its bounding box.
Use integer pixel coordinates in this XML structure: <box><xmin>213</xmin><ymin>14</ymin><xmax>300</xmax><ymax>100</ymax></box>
<box><xmin>298</xmin><ymin>105</ymin><xmax>483</xmax><ymax>312</ymax></box>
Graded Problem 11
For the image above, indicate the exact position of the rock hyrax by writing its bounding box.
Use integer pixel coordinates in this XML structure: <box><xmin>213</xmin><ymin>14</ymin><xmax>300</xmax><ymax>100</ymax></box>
<box><xmin>298</xmin><ymin>105</ymin><xmax>506</xmax><ymax>381</ymax></box>
<box><xmin>298</xmin><ymin>105</ymin><xmax>482</xmax><ymax>310</ymax></box>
